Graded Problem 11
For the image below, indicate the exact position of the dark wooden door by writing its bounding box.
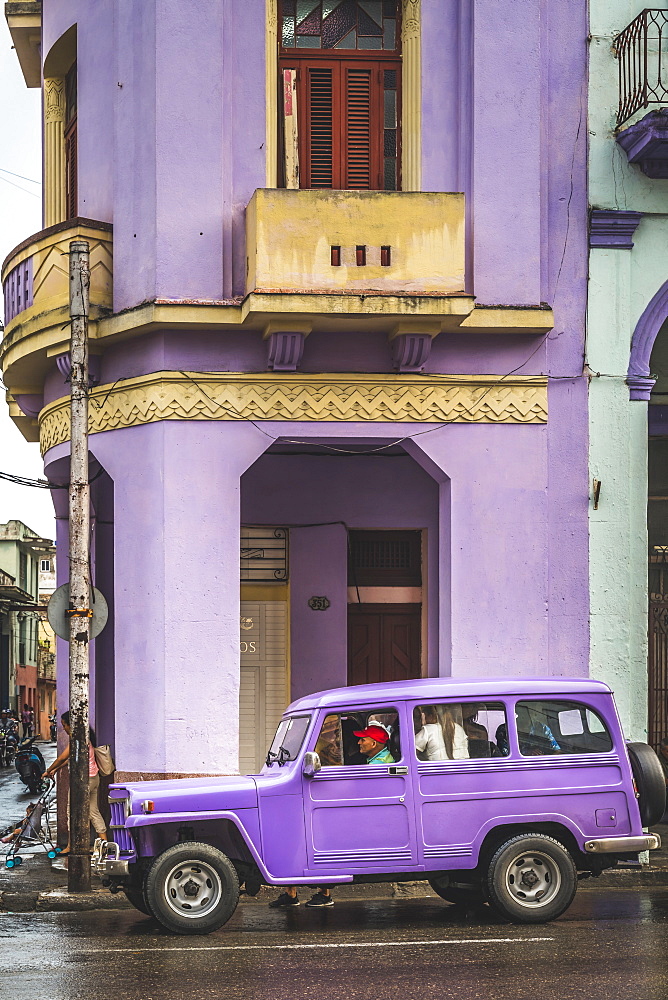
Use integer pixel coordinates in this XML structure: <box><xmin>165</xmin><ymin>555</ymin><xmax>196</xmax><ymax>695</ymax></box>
<box><xmin>348</xmin><ymin>604</ymin><xmax>421</xmax><ymax>686</ymax></box>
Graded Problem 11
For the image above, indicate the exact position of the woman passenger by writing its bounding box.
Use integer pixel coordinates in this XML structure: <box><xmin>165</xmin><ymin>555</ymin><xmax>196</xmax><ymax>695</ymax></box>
<box><xmin>414</xmin><ymin>704</ymin><xmax>468</xmax><ymax>761</ymax></box>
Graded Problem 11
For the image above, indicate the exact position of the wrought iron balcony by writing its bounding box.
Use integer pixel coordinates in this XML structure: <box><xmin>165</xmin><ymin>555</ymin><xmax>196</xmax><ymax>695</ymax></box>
<box><xmin>616</xmin><ymin>9</ymin><xmax>668</xmax><ymax>126</ymax></box>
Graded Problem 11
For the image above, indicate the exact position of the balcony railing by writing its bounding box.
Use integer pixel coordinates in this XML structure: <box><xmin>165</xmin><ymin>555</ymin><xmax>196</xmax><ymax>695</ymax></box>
<box><xmin>616</xmin><ymin>9</ymin><xmax>668</xmax><ymax>126</ymax></box>
<box><xmin>2</xmin><ymin>218</ymin><xmax>112</xmax><ymax>329</ymax></box>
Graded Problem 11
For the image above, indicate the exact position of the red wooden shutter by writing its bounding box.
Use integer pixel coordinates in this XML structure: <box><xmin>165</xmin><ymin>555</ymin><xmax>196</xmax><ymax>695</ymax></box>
<box><xmin>285</xmin><ymin>56</ymin><xmax>390</xmax><ymax>190</ymax></box>
<box><xmin>343</xmin><ymin>66</ymin><xmax>374</xmax><ymax>190</ymax></box>
<box><xmin>65</xmin><ymin>119</ymin><xmax>77</xmax><ymax>219</ymax></box>
<box><xmin>306</xmin><ymin>66</ymin><xmax>334</xmax><ymax>188</ymax></box>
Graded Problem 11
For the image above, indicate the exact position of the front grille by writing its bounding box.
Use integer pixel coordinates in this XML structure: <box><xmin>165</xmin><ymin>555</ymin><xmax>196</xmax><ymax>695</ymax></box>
<box><xmin>109</xmin><ymin>800</ymin><xmax>134</xmax><ymax>853</ymax></box>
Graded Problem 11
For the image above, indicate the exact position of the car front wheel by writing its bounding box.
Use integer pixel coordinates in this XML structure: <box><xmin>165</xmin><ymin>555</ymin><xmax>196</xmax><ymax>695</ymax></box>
<box><xmin>144</xmin><ymin>842</ymin><xmax>240</xmax><ymax>935</ymax></box>
<box><xmin>486</xmin><ymin>834</ymin><xmax>577</xmax><ymax>923</ymax></box>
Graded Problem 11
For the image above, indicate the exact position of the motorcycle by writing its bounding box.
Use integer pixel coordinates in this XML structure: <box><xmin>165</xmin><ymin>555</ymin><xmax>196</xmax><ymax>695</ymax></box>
<box><xmin>0</xmin><ymin>724</ymin><xmax>19</xmax><ymax>767</ymax></box>
<box><xmin>14</xmin><ymin>737</ymin><xmax>47</xmax><ymax>795</ymax></box>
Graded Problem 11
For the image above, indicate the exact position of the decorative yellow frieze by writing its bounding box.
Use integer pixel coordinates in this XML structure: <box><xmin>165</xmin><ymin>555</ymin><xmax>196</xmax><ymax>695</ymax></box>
<box><xmin>39</xmin><ymin>371</ymin><xmax>548</xmax><ymax>455</ymax></box>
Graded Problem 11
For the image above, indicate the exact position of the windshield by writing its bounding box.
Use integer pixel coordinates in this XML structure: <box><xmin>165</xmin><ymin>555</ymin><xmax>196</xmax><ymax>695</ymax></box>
<box><xmin>266</xmin><ymin>715</ymin><xmax>311</xmax><ymax>767</ymax></box>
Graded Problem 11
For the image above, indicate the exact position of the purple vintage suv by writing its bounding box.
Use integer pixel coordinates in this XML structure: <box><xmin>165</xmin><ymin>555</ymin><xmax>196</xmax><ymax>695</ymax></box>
<box><xmin>94</xmin><ymin>677</ymin><xmax>664</xmax><ymax>933</ymax></box>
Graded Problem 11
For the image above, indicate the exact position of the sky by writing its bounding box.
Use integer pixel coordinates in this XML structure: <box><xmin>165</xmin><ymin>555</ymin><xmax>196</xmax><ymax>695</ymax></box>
<box><xmin>0</xmin><ymin>21</ymin><xmax>56</xmax><ymax>540</ymax></box>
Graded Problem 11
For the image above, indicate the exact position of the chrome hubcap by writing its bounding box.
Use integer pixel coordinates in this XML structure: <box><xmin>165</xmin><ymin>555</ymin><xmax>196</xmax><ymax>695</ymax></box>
<box><xmin>163</xmin><ymin>860</ymin><xmax>222</xmax><ymax>918</ymax></box>
<box><xmin>504</xmin><ymin>851</ymin><xmax>561</xmax><ymax>908</ymax></box>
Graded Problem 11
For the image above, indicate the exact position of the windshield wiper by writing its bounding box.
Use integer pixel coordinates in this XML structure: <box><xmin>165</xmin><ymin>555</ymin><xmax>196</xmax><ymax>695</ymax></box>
<box><xmin>277</xmin><ymin>746</ymin><xmax>291</xmax><ymax>766</ymax></box>
<box><xmin>265</xmin><ymin>750</ymin><xmax>278</xmax><ymax>768</ymax></box>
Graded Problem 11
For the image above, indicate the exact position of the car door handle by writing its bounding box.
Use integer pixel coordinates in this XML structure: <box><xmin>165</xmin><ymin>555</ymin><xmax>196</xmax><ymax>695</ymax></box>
<box><xmin>389</xmin><ymin>766</ymin><xmax>408</xmax><ymax>775</ymax></box>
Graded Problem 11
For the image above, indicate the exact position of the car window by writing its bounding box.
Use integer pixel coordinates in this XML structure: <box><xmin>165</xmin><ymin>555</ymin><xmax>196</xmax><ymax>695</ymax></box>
<box><xmin>413</xmin><ymin>701</ymin><xmax>509</xmax><ymax>761</ymax></box>
<box><xmin>266</xmin><ymin>715</ymin><xmax>311</xmax><ymax>765</ymax></box>
<box><xmin>314</xmin><ymin>708</ymin><xmax>400</xmax><ymax>766</ymax></box>
<box><xmin>515</xmin><ymin>700</ymin><xmax>613</xmax><ymax>756</ymax></box>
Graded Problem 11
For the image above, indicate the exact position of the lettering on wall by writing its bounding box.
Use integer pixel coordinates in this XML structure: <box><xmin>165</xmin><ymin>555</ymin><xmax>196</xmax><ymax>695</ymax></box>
<box><xmin>240</xmin><ymin>615</ymin><xmax>259</xmax><ymax>654</ymax></box>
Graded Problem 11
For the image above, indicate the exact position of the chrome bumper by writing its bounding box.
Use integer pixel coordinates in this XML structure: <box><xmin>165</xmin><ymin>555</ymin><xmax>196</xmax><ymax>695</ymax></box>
<box><xmin>584</xmin><ymin>834</ymin><xmax>661</xmax><ymax>854</ymax></box>
<box><xmin>92</xmin><ymin>838</ymin><xmax>130</xmax><ymax>877</ymax></box>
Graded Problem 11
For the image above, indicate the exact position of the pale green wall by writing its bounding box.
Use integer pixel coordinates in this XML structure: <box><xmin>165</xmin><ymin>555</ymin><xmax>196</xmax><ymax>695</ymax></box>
<box><xmin>589</xmin><ymin>4</ymin><xmax>668</xmax><ymax>739</ymax></box>
<box><xmin>588</xmin><ymin>251</ymin><xmax>648</xmax><ymax>739</ymax></box>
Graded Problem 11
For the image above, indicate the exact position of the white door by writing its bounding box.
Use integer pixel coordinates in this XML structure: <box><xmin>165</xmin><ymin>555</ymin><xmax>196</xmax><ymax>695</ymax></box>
<box><xmin>239</xmin><ymin>601</ymin><xmax>289</xmax><ymax>774</ymax></box>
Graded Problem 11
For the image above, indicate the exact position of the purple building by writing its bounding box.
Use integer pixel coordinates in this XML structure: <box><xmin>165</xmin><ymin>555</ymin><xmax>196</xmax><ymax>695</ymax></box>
<box><xmin>2</xmin><ymin>0</ymin><xmax>588</xmax><ymax>778</ymax></box>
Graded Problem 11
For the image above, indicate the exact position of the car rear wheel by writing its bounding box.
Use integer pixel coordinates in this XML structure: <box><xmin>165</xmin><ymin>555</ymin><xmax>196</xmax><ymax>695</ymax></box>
<box><xmin>627</xmin><ymin>743</ymin><xmax>666</xmax><ymax>826</ymax></box>
<box><xmin>428</xmin><ymin>876</ymin><xmax>486</xmax><ymax>906</ymax></box>
<box><xmin>123</xmin><ymin>886</ymin><xmax>152</xmax><ymax>916</ymax></box>
<box><xmin>486</xmin><ymin>834</ymin><xmax>577</xmax><ymax>923</ymax></box>
<box><xmin>144</xmin><ymin>842</ymin><xmax>240</xmax><ymax>935</ymax></box>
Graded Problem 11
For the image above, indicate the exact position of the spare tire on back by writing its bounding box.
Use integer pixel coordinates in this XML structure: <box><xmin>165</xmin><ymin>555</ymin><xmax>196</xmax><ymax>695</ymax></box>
<box><xmin>627</xmin><ymin>743</ymin><xmax>666</xmax><ymax>826</ymax></box>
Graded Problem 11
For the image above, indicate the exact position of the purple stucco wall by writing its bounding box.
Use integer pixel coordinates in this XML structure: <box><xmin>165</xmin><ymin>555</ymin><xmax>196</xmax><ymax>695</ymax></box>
<box><xmin>44</xmin><ymin>411</ymin><xmax>573</xmax><ymax>774</ymax></box>
<box><xmin>38</xmin><ymin>0</ymin><xmax>590</xmax><ymax>774</ymax></box>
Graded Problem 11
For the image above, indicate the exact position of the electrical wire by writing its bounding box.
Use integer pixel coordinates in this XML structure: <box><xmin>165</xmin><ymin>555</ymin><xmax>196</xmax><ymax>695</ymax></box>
<box><xmin>0</xmin><ymin>174</ymin><xmax>40</xmax><ymax>199</ymax></box>
<box><xmin>178</xmin><ymin>370</ymin><xmax>278</xmax><ymax>442</ymax></box>
<box><xmin>0</xmin><ymin>469</ymin><xmax>103</xmax><ymax>490</ymax></box>
<box><xmin>269</xmin><ymin>334</ymin><xmax>553</xmax><ymax>455</ymax></box>
<box><xmin>0</xmin><ymin>167</ymin><xmax>40</xmax><ymax>185</ymax></box>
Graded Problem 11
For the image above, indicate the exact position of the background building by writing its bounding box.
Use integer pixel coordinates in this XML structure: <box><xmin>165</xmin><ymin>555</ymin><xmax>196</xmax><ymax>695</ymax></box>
<box><xmin>588</xmin><ymin>3</ymin><xmax>668</xmax><ymax>755</ymax></box>
<box><xmin>0</xmin><ymin>519</ymin><xmax>54</xmax><ymax>717</ymax></box>
<box><xmin>37</xmin><ymin>549</ymin><xmax>56</xmax><ymax>737</ymax></box>
<box><xmin>3</xmin><ymin>0</ymin><xmax>595</xmax><ymax>776</ymax></box>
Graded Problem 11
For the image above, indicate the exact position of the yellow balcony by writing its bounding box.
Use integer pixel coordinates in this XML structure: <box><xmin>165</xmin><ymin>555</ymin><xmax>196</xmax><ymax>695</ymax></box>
<box><xmin>243</xmin><ymin>190</ymin><xmax>554</xmax><ymax>341</ymax></box>
<box><xmin>1</xmin><ymin>218</ymin><xmax>113</xmax><ymax>396</ymax></box>
<box><xmin>246</xmin><ymin>189</ymin><xmax>467</xmax><ymax>298</ymax></box>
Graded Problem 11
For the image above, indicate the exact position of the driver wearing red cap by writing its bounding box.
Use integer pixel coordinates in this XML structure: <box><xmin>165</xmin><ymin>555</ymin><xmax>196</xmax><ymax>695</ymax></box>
<box><xmin>353</xmin><ymin>724</ymin><xmax>394</xmax><ymax>764</ymax></box>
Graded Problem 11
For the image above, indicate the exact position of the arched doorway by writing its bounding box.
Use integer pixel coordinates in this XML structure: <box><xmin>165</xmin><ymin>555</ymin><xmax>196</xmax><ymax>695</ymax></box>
<box><xmin>647</xmin><ymin>318</ymin><xmax>668</xmax><ymax>749</ymax></box>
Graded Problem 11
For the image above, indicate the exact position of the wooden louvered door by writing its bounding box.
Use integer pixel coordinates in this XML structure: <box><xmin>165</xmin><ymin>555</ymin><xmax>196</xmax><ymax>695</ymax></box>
<box><xmin>305</xmin><ymin>63</ymin><xmax>337</xmax><ymax>188</ymax></box>
<box><xmin>342</xmin><ymin>64</ymin><xmax>378</xmax><ymax>189</ymax></box>
<box><xmin>283</xmin><ymin>57</ymin><xmax>388</xmax><ymax>190</ymax></box>
<box><xmin>65</xmin><ymin>119</ymin><xmax>77</xmax><ymax>219</ymax></box>
<box><xmin>64</xmin><ymin>62</ymin><xmax>78</xmax><ymax>219</ymax></box>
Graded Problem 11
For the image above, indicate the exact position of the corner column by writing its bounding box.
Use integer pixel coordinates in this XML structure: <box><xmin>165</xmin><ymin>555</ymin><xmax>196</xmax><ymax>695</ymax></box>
<box><xmin>89</xmin><ymin>420</ymin><xmax>269</xmax><ymax>777</ymax></box>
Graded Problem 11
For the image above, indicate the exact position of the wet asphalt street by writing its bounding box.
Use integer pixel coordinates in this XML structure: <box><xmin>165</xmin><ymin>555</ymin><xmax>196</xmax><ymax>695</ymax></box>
<box><xmin>0</xmin><ymin>739</ymin><xmax>57</xmax><ymax>833</ymax></box>
<box><xmin>0</xmin><ymin>887</ymin><xmax>665</xmax><ymax>1000</ymax></box>
<box><xmin>0</xmin><ymin>752</ymin><xmax>665</xmax><ymax>1000</ymax></box>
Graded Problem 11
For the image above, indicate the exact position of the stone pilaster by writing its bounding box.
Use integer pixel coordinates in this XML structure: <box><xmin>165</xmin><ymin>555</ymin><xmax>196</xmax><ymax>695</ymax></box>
<box><xmin>402</xmin><ymin>0</ymin><xmax>421</xmax><ymax>191</ymax></box>
<box><xmin>44</xmin><ymin>77</ymin><xmax>66</xmax><ymax>226</ymax></box>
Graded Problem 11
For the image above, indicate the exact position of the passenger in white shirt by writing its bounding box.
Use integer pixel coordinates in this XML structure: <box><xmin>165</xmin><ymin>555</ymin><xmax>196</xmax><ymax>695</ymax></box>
<box><xmin>414</xmin><ymin>705</ymin><xmax>469</xmax><ymax>761</ymax></box>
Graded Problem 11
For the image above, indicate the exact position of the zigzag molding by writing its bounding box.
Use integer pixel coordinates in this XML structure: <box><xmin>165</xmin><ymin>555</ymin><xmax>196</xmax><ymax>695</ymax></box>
<box><xmin>39</xmin><ymin>371</ymin><xmax>548</xmax><ymax>454</ymax></box>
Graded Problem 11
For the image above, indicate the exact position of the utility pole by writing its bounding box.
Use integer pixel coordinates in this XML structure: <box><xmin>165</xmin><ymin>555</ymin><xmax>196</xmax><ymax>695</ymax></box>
<box><xmin>67</xmin><ymin>240</ymin><xmax>91</xmax><ymax>893</ymax></box>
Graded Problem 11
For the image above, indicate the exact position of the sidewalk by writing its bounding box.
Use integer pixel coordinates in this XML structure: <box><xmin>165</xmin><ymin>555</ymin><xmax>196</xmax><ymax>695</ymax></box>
<box><xmin>1</xmin><ymin>821</ymin><xmax>666</xmax><ymax>913</ymax></box>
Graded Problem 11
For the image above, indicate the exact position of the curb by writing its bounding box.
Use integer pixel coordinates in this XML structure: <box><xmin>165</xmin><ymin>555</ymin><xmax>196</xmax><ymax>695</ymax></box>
<box><xmin>1</xmin><ymin>871</ymin><xmax>667</xmax><ymax>913</ymax></box>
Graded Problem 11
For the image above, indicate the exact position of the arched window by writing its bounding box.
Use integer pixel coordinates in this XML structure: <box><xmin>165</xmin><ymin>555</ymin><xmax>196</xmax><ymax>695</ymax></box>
<box><xmin>279</xmin><ymin>1</ymin><xmax>401</xmax><ymax>190</ymax></box>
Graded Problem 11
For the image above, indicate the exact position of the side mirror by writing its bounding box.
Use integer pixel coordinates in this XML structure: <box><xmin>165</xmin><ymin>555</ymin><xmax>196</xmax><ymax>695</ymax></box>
<box><xmin>302</xmin><ymin>751</ymin><xmax>321</xmax><ymax>777</ymax></box>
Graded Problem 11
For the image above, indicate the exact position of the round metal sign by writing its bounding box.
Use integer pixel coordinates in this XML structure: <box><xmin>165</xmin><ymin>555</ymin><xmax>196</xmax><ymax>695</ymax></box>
<box><xmin>47</xmin><ymin>584</ymin><xmax>109</xmax><ymax>641</ymax></box>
